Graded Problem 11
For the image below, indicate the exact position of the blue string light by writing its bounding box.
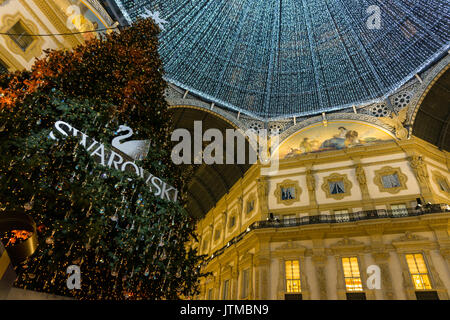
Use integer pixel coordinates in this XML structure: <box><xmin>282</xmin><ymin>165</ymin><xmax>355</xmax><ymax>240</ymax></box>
<box><xmin>115</xmin><ymin>0</ymin><xmax>450</xmax><ymax>120</ymax></box>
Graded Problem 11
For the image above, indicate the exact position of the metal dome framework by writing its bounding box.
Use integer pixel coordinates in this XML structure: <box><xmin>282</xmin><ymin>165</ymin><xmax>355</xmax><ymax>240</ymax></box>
<box><xmin>114</xmin><ymin>0</ymin><xmax>448</xmax><ymax>120</ymax></box>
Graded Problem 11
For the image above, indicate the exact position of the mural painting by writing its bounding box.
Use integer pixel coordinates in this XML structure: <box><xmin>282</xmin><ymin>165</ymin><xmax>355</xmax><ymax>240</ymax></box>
<box><xmin>278</xmin><ymin>121</ymin><xmax>395</xmax><ymax>159</ymax></box>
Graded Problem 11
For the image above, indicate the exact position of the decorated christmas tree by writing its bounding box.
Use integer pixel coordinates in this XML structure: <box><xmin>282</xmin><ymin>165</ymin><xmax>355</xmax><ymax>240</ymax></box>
<box><xmin>0</xmin><ymin>19</ymin><xmax>204</xmax><ymax>299</ymax></box>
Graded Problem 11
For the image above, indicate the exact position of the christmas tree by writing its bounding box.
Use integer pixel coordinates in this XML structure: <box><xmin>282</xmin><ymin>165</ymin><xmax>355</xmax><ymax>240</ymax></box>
<box><xmin>0</xmin><ymin>19</ymin><xmax>204</xmax><ymax>299</ymax></box>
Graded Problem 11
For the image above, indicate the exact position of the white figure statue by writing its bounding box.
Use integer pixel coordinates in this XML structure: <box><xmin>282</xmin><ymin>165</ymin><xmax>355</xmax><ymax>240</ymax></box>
<box><xmin>111</xmin><ymin>125</ymin><xmax>150</xmax><ymax>160</ymax></box>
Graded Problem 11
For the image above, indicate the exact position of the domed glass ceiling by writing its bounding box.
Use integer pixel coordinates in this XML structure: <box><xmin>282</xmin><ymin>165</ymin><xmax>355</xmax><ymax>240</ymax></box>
<box><xmin>115</xmin><ymin>0</ymin><xmax>449</xmax><ymax>119</ymax></box>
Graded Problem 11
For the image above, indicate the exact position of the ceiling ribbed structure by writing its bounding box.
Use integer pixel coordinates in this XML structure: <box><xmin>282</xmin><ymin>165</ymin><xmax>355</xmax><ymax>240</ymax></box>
<box><xmin>116</xmin><ymin>0</ymin><xmax>449</xmax><ymax>119</ymax></box>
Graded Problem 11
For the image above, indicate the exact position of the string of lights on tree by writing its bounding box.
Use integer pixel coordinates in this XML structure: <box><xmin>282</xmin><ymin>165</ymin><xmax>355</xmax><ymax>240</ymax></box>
<box><xmin>0</xmin><ymin>19</ymin><xmax>205</xmax><ymax>299</ymax></box>
<box><xmin>116</xmin><ymin>0</ymin><xmax>450</xmax><ymax>119</ymax></box>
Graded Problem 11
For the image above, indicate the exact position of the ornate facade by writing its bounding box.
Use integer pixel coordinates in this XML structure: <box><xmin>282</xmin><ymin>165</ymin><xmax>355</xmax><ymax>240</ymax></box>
<box><xmin>0</xmin><ymin>0</ymin><xmax>448</xmax><ymax>301</ymax></box>
<box><xmin>0</xmin><ymin>0</ymin><xmax>116</xmax><ymax>72</ymax></box>
<box><xmin>192</xmin><ymin>134</ymin><xmax>450</xmax><ymax>300</ymax></box>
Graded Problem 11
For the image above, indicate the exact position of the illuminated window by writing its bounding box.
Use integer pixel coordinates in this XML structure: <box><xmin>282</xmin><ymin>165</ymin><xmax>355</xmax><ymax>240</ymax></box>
<box><xmin>391</xmin><ymin>204</ymin><xmax>408</xmax><ymax>216</ymax></box>
<box><xmin>8</xmin><ymin>21</ymin><xmax>33</xmax><ymax>51</ymax></box>
<box><xmin>382</xmin><ymin>173</ymin><xmax>401</xmax><ymax>188</ymax></box>
<box><xmin>222</xmin><ymin>279</ymin><xmax>229</xmax><ymax>300</ymax></box>
<box><xmin>405</xmin><ymin>253</ymin><xmax>433</xmax><ymax>290</ymax></box>
<box><xmin>342</xmin><ymin>257</ymin><xmax>363</xmax><ymax>292</ymax></box>
<box><xmin>329</xmin><ymin>180</ymin><xmax>345</xmax><ymax>194</ymax></box>
<box><xmin>242</xmin><ymin>269</ymin><xmax>250</xmax><ymax>298</ymax></box>
<box><xmin>285</xmin><ymin>260</ymin><xmax>301</xmax><ymax>293</ymax></box>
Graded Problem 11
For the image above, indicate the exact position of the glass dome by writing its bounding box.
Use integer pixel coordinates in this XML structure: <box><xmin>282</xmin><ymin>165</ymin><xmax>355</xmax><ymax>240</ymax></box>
<box><xmin>116</xmin><ymin>0</ymin><xmax>449</xmax><ymax>119</ymax></box>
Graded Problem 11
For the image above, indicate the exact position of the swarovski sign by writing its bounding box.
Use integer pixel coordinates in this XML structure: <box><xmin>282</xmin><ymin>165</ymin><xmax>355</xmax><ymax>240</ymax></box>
<box><xmin>49</xmin><ymin>120</ymin><xmax>178</xmax><ymax>202</ymax></box>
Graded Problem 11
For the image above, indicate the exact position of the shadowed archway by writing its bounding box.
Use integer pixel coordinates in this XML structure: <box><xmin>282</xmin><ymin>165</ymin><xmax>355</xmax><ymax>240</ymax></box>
<box><xmin>412</xmin><ymin>67</ymin><xmax>450</xmax><ymax>151</ymax></box>
<box><xmin>170</xmin><ymin>106</ymin><xmax>254</xmax><ymax>218</ymax></box>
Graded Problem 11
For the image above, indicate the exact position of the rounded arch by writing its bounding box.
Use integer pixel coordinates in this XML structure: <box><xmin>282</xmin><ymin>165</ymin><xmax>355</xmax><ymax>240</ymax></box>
<box><xmin>169</xmin><ymin>105</ymin><xmax>254</xmax><ymax>218</ymax></box>
<box><xmin>409</xmin><ymin>58</ymin><xmax>450</xmax><ymax>151</ymax></box>
<box><xmin>408</xmin><ymin>55</ymin><xmax>449</xmax><ymax>126</ymax></box>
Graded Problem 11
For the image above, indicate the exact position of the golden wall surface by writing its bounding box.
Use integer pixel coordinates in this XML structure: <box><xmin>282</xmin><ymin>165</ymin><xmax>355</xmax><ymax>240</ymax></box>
<box><xmin>194</xmin><ymin>137</ymin><xmax>450</xmax><ymax>300</ymax></box>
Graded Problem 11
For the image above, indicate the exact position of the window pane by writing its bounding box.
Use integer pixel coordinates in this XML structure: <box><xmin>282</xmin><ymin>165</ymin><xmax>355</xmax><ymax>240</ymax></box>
<box><xmin>286</xmin><ymin>280</ymin><xmax>301</xmax><ymax>293</ymax></box>
<box><xmin>414</xmin><ymin>254</ymin><xmax>428</xmax><ymax>274</ymax></box>
<box><xmin>281</xmin><ymin>187</ymin><xmax>295</xmax><ymax>200</ymax></box>
<box><xmin>382</xmin><ymin>173</ymin><xmax>400</xmax><ymax>188</ymax></box>
<box><xmin>8</xmin><ymin>22</ymin><xmax>33</xmax><ymax>51</ymax></box>
<box><xmin>437</xmin><ymin>178</ymin><xmax>449</xmax><ymax>192</ymax></box>
<box><xmin>420</xmin><ymin>275</ymin><xmax>432</xmax><ymax>290</ymax></box>
<box><xmin>406</xmin><ymin>253</ymin><xmax>433</xmax><ymax>290</ymax></box>
<box><xmin>342</xmin><ymin>257</ymin><xmax>363</xmax><ymax>292</ymax></box>
<box><xmin>406</xmin><ymin>254</ymin><xmax>419</xmax><ymax>274</ymax></box>
<box><xmin>329</xmin><ymin>181</ymin><xmax>345</xmax><ymax>194</ymax></box>
<box><xmin>345</xmin><ymin>278</ymin><xmax>363</xmax><ymax>292</ymax></box>
<box><xmin>412</xmin><ymin>274</ymin><xmax>424</xmax><ymax>290</ymax></box>
<box><xmin>350</xmin><ymin>258</ymin><xmax>359</xmax><ymax>277</ymax></box>
<box><xmin>342</xmin><ymin>258</ymin><xmax>352</xmax><ymax>277</ymax></box>
<box><xmin>285</xmin><ymin>260</ymin><xmax>301</xmax><ymax>293</ymax></box>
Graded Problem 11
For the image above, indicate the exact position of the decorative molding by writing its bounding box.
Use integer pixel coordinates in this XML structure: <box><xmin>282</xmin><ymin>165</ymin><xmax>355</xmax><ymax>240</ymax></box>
<box><xmin>256</xmin><ymin>176</ymin><xmax>269</xmax><ymax>215</ymax></box>
<box><xmin>331</xmin><ymin>237</ymin><xmax>365</xmax><ymax>248</ymax></box>
<box><xmin>0</xmin><ymin>44</ymin><xmax>23</xmax><ymax>70</ymax></box>
<box><xmin>378</xmin><ymin>106</ymin><xmax>409</xmax><ymax>139</ymax></box>
<box><xmin>275</xmin><ymin>240</ymin><xmax>306</xmax><ymax>251</ymax></box>
<box><xmin>373</xmin><ymin>166</ymin><xmax>408</xmax><ymax>194</ymax></box>
<box><xmin>0</xmin><ymin>12</ymin><xmax>45</xmax><ymax>62</ymax></box>
<box><xmin>321</xmin><ymin>173</ymin><xmax>352</xmax><ymax>200</ymax></box>
<box><xmin>355</xmin><ymin>164</ymin><xmax>367</xmax><ymax>188</ymax></box>
<box><xmin>393</xmin><ymin>231</ymin><xmax>429</xmax><ymax>242</ymax></box>
<box><xmin>409</xmin><ymin>155</ymin><xmax>429</xmax><ymax>185</ymax></box>
<box><xmin>29</xmin><ymin>0</ymin><xmax>82</xmax><ymax>48</ymax></box>
<box><xmin>274</xmin><ymin>179</ymin><xmax>302</xmax><ymax>206</ymax></box>
<box><xmin>431</xmin><ymin>170</ymin><xmax>450</xmax><ymax>196</ymax></box>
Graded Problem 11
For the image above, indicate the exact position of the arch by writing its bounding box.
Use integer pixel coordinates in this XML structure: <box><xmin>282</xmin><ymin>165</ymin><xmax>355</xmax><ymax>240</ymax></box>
<box><xmin>169</xmin><ymin>105</ymin><xmax>253</xmax><ymax>218</ymax></box>
<box><xmin>408</xmin><ymin>54</ymin><xmax>450</xmax><ymax>128</ymax></box>
<box><xmin>410</xmin><ymin>64</ymin><xmax>450</xmax><ymax>151</ymax></box>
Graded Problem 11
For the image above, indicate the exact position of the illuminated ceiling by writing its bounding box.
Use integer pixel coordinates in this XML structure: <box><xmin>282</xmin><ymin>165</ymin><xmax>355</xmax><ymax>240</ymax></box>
<box><xmin>114</xmin><ymin>0</ymin><xmax>448</xmax><ymax>119</ymax></box>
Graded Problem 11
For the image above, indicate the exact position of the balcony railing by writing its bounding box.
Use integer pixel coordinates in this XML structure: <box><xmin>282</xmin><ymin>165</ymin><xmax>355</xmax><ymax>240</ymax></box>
<box><xmin>205</xmin><ymin>204</ymin><xmax>450</xmax><ymax>262</ymax></box>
